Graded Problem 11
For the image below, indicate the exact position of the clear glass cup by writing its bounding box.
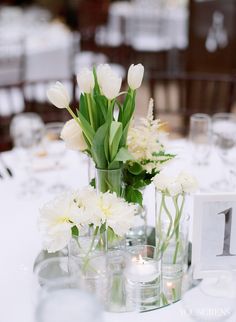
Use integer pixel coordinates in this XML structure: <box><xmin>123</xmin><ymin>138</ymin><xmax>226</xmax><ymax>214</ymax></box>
<box><xmin>34</xmin><ymin>257</ymin><xmax>103</xmax><ymax>322</ymax></box>
<box><xmin>124</xmin><ymin>245</ymin><xmax>161</xmax><ymax>312</ymax></box>
<box><xmin>212</xmin><ymin>113</ymin><xmax>236</xmax><ymax>191</ymax></box>
<box><xmin>10</xmin><ymin>112</ymin><xmax>45</xmax><ymax>195</ymax></box>
<box><xmin>43</xmin><ymin>122</ymin><xmax>68</xmax><ymax>193</ymax></box>
<box><xmin>189</xmin><ymin>113</ymin><xmax>212</xmax><ymax>166</ymax></box>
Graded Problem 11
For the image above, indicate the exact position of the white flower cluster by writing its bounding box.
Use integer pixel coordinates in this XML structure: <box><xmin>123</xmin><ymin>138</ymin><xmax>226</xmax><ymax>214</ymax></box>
<box><xmin>153</xmin><ymin>171</ymin><xmax>198</xmax><ymax>196</ymax></box>
<box><xmin>39</xmin><ymin>187</ymin><xmax>137</xmax><ymax>253</ymax></box>
<box><xmin>127</xmin><ymin>99</ymin><xmax>172</xmax><ymax>173</ymax></box>
<box><xmin>46</xmin><ymin>63</ymin><xmax>144</xmax><ymax>152</ymax></box>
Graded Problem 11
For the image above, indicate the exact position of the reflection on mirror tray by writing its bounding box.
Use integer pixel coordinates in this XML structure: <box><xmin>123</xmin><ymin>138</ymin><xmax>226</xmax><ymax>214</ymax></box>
<box><xmin>33</xmin><ymin>227</ymin><xmax>197</xmax><ymax>313</ymax></box>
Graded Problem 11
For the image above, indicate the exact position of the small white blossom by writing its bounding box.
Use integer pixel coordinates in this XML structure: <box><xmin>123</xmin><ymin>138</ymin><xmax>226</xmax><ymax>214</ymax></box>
<box><xmin>153</xmin><ymin>171</ymin><xmax>198</xmax><ymax>196</ymax></box>
<box><xmin>177</xmin><ymin>171</ymin><xmax>198</xmax><ymax>193</ymax></box>
<box><xmin>127</xmin><ymin>99</ymin><xmax>172</xmax><ymax>173</ymax></box>
<box><xmin>127</xmin><ymin>63</ymin><xmax>144</xmax><ymax>90</ymax></box>
<box><xmin>152</xmin><ymin>173</ymin><xmax>173</xmax><ymax>192</ymax></box>
<box><xmin>77</xmin><ymin>68</ymin><xmax>95</xmax><ymax>94</ymax></box>
<box><xmin>47</xmin><ymin>82</ymin><xmax>70</xmax><ymax>109</ymax></box>
<box><xmin>60</xmin><ymin>119</ymin><xmax>87</xmax><ymax>151</ymax></box>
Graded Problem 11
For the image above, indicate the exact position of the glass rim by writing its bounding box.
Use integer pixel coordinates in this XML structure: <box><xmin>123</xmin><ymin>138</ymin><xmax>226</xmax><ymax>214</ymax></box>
<box><xmin>126</xmin><ymin>244</ymin><xmax>162</xmax><ymax>261</ymax></box>
<box><xmin>34</xmin><ymin>256</ymin><xmax>78</xmax><ymax>285</ymax></box>
<box><xmin>95</xmin><ymin>167</ymin><xmax>122</xmax><ymax>172</ymax></box>
<box><xmin>212</xmin><ymin>112</ymin><xmax>236</xmax><ymax>122</ymax></box>
<box><xmin>190</xmin><ymin>113</ymin><xmax>211</xmax><ymax>121</ymax></box>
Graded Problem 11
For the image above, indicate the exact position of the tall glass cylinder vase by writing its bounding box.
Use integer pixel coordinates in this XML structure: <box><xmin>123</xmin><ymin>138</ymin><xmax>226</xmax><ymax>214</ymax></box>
<box><xmin>95</xmin><ymin>167</ymin><xmax>123</xmax><ymax>197</ymax></box>
<box><xmin>95</xmin><ymin>167</ymin><xmax>125</xmax><ymax>251</ymax></box>
<box><xmin>155</xmin><ymin>191</ymin><xmax>189</xmax><ymax>304</ymax></box>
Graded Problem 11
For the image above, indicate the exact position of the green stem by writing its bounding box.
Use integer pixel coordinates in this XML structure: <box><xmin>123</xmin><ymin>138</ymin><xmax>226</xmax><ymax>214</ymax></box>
<box><xmin>162</xmin><ymin>195</ymin><xmax>173</xmax><ymax>237</ymax></box>
<box><xmin>86</xmin><ymin>94</ymin><xmax>95</xmax><ymax>130</ymax></box>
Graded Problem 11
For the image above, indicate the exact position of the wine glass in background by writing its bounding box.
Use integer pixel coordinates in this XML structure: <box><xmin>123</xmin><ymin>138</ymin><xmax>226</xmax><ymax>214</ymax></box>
<box><xmin>189</xmin><ymin>113</ymin><xmax>212</xmax><ymax>166</ymax></box>
<box><xmin>212</xmin><ymin>113</ymin><xmax>236</xmax><ymax>191</ymax></box>
<box><xmin>10</xmin><ymin>112</ymin><xmax>45</xmax><ymax>195</ymax></box>
<box><xmin>43</xmin><ymin>122</ymin><xmax>68</xmax><ymax>193</ymax></box>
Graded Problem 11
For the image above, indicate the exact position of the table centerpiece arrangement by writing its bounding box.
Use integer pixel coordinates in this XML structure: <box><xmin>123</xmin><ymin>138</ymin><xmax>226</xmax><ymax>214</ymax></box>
<box><xmin>37</xmin><ymin>63</ymin><xmax>197</xmax><ymax>312</ymax></box>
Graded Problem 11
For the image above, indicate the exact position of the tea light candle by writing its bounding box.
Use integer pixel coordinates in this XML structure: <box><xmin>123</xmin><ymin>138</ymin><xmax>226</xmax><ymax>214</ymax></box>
<box><xmin>125</xmin><ymin>255</ymin><xmax>159</xmax><ymax>283</ymax></box>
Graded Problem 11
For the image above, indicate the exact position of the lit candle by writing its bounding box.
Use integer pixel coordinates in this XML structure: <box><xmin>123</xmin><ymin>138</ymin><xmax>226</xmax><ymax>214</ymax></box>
<box><xmin>125</xmin><ymin>255</ymin><xmax>159</xmax><ymax>283</ymax></box>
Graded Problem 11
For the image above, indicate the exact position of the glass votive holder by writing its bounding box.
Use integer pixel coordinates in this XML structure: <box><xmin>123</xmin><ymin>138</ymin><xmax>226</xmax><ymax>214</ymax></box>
<box><xmin>73</xmin><ymin>251</ymin><xmax>108</xmax><ymax>306</ymax></box>
<box><xmin>124</xmin><ymin>245</ymin><xmax>161</xmax><ymax>312</ymax></box>
<box><xmin>162</xmin><ymin>265</ymin><xmax>183</xmax><ymax>304</ymax></box>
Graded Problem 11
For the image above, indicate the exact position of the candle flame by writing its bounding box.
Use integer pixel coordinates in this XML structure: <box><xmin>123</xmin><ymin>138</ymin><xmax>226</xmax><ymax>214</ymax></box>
<box><xmin>166</xmin><ymin>282</ymin><xmax>173</xmax><ymax>288</ymax></box>
<box><xmin>138</xmin><ymin>254</ymin><xmax>145</xmax><ymax>264</ymax></box>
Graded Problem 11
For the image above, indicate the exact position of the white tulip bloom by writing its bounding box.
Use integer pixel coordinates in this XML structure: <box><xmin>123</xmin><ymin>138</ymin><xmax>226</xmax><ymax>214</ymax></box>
<box><xmin>47</xmin><ymin>81</ymin><xmax>70</xmax><ymax>109</ymax></box>
<box><xmin>96</xmin><ymin>64</ymin><xmax>113</xmax><ymax>86</ymax></box>
<box><xmin>77</xmin><ymin>68</ymin><xmax>95</xmax><ymax>94</ymax></box>
<box><xmin>100</xmin><ymin>73</ymin><xmax>122</xmax><ymax>100</ymax></box>
<box><xmin>127</xmin><ymin>63</ymin><xmax>144</xmax><ymax>90</ymax></box>
<box><xmin>60</xmin><ymin>119</ymin><xmax>87</xmax><ymax>151</ymax></box>
<box><xmin>177</xmin><ymin>171</ymin><xmax>198</xmax><ymax>193</ymax></box>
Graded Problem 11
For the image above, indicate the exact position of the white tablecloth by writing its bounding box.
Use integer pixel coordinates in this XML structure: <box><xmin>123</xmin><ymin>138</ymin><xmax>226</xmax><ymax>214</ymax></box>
<box><xmin>0</xmin><ymin>139</ymin><xmax>236</xmax><ymax>322</ymax></box>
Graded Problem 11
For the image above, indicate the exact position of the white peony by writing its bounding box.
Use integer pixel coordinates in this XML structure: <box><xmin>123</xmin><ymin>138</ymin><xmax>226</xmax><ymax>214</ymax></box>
<box><xmin>47</xmin><ymin>81</ymin><xmax>70</xmax><ymax>109</ymax></box>
<box><xmin>60</xmin><ymin>119</ymin><xmax>87</xmax><ymax>151</ymax></box>
<box><xmin>127</xmin><ymin>63</ymin><xmax>144</xmax><ymax>90</ymax></box>
<box><xmin>39</xmin><ymin>193</ymin><xmax>83</xmax><ymax>252</ymax></box>
<box><xmin>77</xmin><ymin>68</ymin><xmax>95</xmax><ymax>94</ymax></box>
<box><xmin>95</xmin><ymin>191</ymin><xmax>137</xmax><ymax>236</ymax></box>
<box><xmin>177</xmin><ymin>171</ymin><xmax>198</xmax><ymax>193</ymax></box>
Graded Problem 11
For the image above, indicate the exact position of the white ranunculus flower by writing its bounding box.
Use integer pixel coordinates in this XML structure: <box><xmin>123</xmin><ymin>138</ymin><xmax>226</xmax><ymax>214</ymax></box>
<box><xmin>96</xmin><ymin>64</ymin><xmax>113</xmax><ymax>86</ymax></box>
<box><xmin>152</xmin><ymin>172</ymin><xmax>173</xmax><ymax>192</ymax></box>
<box><xmin>177</xmin><ymin>171</ymin><xmax>198</xmax><ymax>193</ymax></box>
<box><xmin>100</xmin><ymin>73</ymin><xmax>122</xmax><ymax>100</ymax></box>
<box><xmin>39</xmin><ymin>193</ymin><xmax>83</xmax><ymax>252</ymax></box>
<box><xmin>77</xmin><ymin>68</ymin><xmax>95</xmax><ymax>94</ymax></box>
<box><xmin>47</xmin><ymin>81</ymin><xmax>70</xmax><ymax>109</ymax></box>
<box><xmin>168</xmin><ymin>181</ymin><xmax>183</xmax><ymax>196</ymax></box>
<box><xmin>60</xmin><ymin>119</ymin><xmax>87</xmax><ymax>151</ymax></box>
<box><xmin>127</xmin><ymin>63</ymin><xmax>144</xmax><ymax>90</ymax></box>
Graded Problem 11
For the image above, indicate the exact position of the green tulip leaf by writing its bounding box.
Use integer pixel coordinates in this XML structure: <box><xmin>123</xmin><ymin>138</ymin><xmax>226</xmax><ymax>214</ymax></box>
<box><xmin>91</xmin><ymin>123</ymin><xmax>109</xmax><ymax>168</ymax></box>
<box><xmin>109</xmin><ymin>121</ymin><xmax>122</xmax><ymax>161</ymax></box>
<box><xmin>114</xmin><ymin>147</ymin><xmax>134</xmax><ymax>162</ymax></box>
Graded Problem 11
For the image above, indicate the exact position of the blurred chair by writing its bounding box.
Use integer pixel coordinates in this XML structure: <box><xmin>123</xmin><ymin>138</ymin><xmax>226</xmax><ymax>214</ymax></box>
<box><xmin>187</xmin><ymin>0</ymin><xmax>236</xmax><ymax>73</ymax></box>
<box><xmin>77</xmin><ymin>0</ymin><xmax>109</xmax><ymax>52</ymax></box>
<box><xmin>0</xmin><ymin>38</ymin><xmax>26</xmax><ymax>151</ymax></box>
<box><xmin>150</xmin><ymin>72</ymin><xmax>236</xmax><ymax>135</ymax></box>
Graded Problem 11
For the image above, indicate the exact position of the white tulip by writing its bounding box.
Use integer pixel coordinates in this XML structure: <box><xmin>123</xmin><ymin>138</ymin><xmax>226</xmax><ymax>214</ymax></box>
<box><xmin>60</xmin><ymin>119</ymin><xmax>87</xmax><ymax>151</ymax></box>
<box><xmin>47</xmin><ymin>81</ymin><xmax>70</xmax><ymax>109</ymax></box>
<box><xmin>100</xmin><ymin>73</ymin><xmax>122</xmax><ymax>100</ymax></box>
<box><xmin>177</xmin><ymin>171</ymin><xmax>198</xmax><ymax>193</ymax></box>
<box><xmin>96</xmin><ymin>64</ymin><xmax>113</xmax><ymax>86</ymax></box>
<box><xmin>77</xmin><ymin>68</ymin><xmax>95</xmax><ymax>94</ymax></box>
<box><xmin>127</xmin><ymin>63</ymin><xmax>144</xmax><ymax>90</ymax></box>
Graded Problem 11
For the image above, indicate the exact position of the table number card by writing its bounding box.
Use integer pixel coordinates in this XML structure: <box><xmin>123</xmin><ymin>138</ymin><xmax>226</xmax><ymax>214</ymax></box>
<box><xmin>192</xmin><ymin>193</ymin><xmax>236</xmax><ymax>279</ymax></box>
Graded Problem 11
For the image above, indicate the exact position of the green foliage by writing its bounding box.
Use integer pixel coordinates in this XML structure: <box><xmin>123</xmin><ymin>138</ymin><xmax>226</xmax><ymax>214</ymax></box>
<box><xmin>71</xmin><ymin>225</ymin><xmax>79</xmax><ymax>237</ymax></box>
